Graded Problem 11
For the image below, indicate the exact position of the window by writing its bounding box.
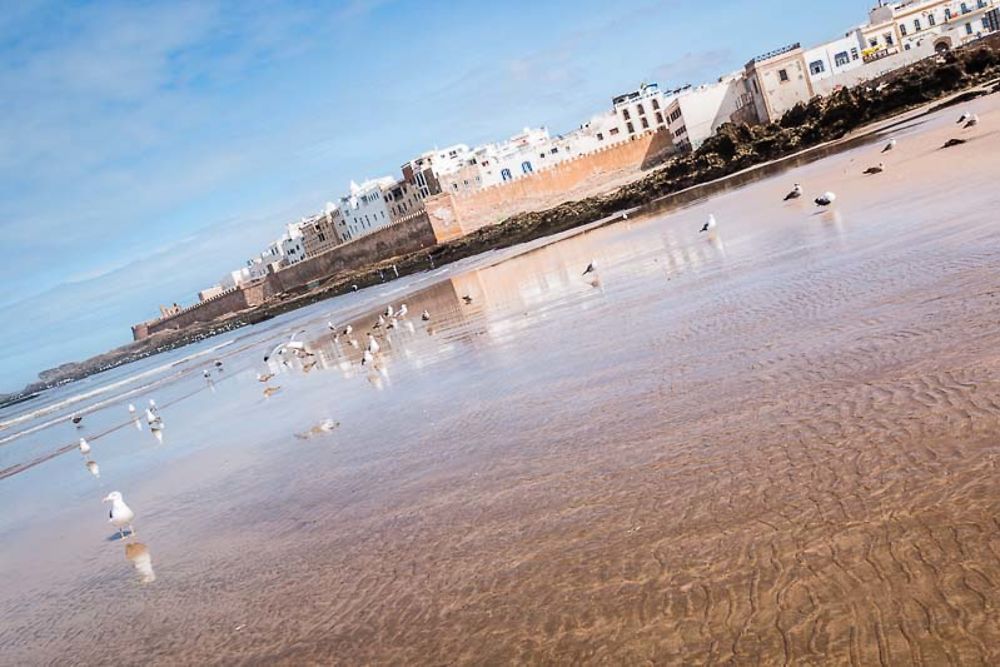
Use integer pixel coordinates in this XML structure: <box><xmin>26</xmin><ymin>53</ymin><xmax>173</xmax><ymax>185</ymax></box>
<box><xmin>318</xmin><ymin>233</ymin><xmax>325</xmax><ymax>242</ymax></box>
<box><xmin>752</xmin><ymin>78</ymin><xmax>759</xmax><ymax>93</ymax></box>
<box><xmin>945</xmin><ymin>8</ymin><xmax>952</xmax><ymax>19</ymax></box>
<box><xmin>596</xmin><ymin>132</ymin><xmax>604</xmax><ymax>141</ymax></box>
<box><xmin>539</xmin><ymin>152</ymin><xmax>546</xmax><ymax>158</ymax></box>
<box><xmin>670</xmin><ymin>108</ymin><xmax>683</xmax><ymax>122</ymax></box>
<box><xmin>966</xmin><ymin>21</ymin><xmax>974</xmax><ymax>33</ymax></box>
<box><xmin>626</xmin><ymin>121</ymin><xmax>635</xmax><ymax>133</ymax></box>
<box><xmin>622</xmin><ymin>108</ymin><xmax>631</xmax><ymax>120</ymax></box>
<box><xmin>637</xmin><ymin>103</ymin><xmax>645</xmax><ymax>115</ymax></box>
<box><xmin>869</xmin><ymin>38</ymin><xmax>878</xmax><ymax>47</ymax></box>
<box><xmin>521</xmin><ymin>161</ymin><xmax>533</xmax><ymax>174</ymax></box>
<box><xmin>809</xmin><ymin>59</ymin><xmax>826</xmax><ymax>75</ymax></box>
<box><xmin>928</xmin><ymin>13</ymin><xmax>936</xmax><ymax>26</ymax></box>
<box><xmin>914</xmin><ymin>18</ymin><xmax>921</xmax><ymax>31</ymax></box>
<box><xmin>550</xmin><ymin>147</ymin><xmax>558</xmax><ymax>154</ymax></box>
<box><xmin>652</xmin><ymin>99</ymin><xmax>660</xmax><ymax>110</ymax></box>
<box><xmin>501</xmin><ymin>168</ymin><xmax>512</xmax><ymax>181</ymax></box>
<box><xmin>641</xmin><ymin>117</ymin><xmax>649</xmax><ymax>129</ymax></box>
<box><xmin>778</xmin><ymin>68</ymin><xmax>789</xmax><ymax>82</ymax></box>
<box><xmin>961</xmin><ymin>2</ymin><xmax>969</xmax><ymax>14</ymax></box>
<box><xmin>984</xmin><ymin>17</ymin><xmax>991</xmax><ymax>30</ymax></box>
<box><xmin>835</xmin><ymin>51</ymin><xmax>850</xmax><ymax>67</ymax></box>
<box><xmin>655</xmin><ymin>111</ymin><xmax>664</xmax><ymax>124</ymax></box>
<box><xmin>609</xmin><ymin>127</ymin><xmax>620</xmax><ymax>136</ymax></box>
<box><xmin>886</xmin><ymin>32</ymin><xmax>895</xmax><ymax>45</ymax></box>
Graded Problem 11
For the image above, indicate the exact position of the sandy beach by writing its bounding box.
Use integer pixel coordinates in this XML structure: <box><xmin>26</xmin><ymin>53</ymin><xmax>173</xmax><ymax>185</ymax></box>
<box><xmin>2</xmin><ymin>93</ymin><xmax>1000</xmax><ymax>665</ymax></box>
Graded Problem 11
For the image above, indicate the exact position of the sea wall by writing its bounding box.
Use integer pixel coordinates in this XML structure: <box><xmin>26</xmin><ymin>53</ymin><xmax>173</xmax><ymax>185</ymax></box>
<box><xmin>425</xmin><ymin>130</ymin><xmax>675</xmax><ymax>241</ymax></box>
<box><xmin>141</xmin><ymin>282</ymin><xmax>269</xmax><ymax>337</ymax></box>
<box><xmin>264</xmin><ymin>212</ymin><xmax>437</xmax><ymax>293</ymax></box>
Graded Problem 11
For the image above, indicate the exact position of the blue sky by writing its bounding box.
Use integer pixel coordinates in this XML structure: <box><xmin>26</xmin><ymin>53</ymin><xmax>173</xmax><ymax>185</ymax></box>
<box><xmin>0</xmin><ymin>0</ymin><xmax>873</xmax><ymax>392</ymax></box>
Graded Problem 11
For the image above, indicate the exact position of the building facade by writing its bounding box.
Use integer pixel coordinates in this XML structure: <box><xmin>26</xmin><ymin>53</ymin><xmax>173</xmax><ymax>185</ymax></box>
<box><xmin>334</xmin><ymin>177</ymin><xmax>397</xmax><ymax>242</ymax></box>
<box><xmin>744</xmin><ymin>43</ymin><xmax>815</xmax><ymax>124</ymax></box>
<box><xmin>662</xmin><ymin>74</ymin><xmax>754</xmax><ymax>150</ymax></box>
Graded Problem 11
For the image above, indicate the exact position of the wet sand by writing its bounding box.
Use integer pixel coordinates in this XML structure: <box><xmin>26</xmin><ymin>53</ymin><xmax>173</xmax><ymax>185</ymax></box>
<box><xmin>3</xmin><ymin>95</ymin><xmax>1000</xmax><ymax>665</ymax></box>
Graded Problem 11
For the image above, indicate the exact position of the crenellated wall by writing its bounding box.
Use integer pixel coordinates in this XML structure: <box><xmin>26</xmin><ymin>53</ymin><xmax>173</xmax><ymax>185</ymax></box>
<box><xmin>425</xmin><ymin>129</ymin><xmax>674</xmax><ymax>241</ymax></box>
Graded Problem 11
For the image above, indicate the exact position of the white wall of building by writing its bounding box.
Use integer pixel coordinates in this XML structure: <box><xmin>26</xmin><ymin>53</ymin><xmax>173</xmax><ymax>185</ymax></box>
<box><xmin>335</xmin><ymin>177</ymin><xmax>396</xmax><ymax>242</ymax></box>
<box><xmin>804</xmin><ymin>33</ymin><xmax>865</xmax><ymax>84</ymax></box>
<box><xmin>664</xmin><ymin>74</ymin><xmax>750</xmax><ymax>150</ymax></box>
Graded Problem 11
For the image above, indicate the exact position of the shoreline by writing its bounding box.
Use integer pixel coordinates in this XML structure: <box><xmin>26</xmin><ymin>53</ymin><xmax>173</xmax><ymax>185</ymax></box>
<box><xmin>6</xmin><ymin>44</ymin><xmax>1000</xmax><ymax>409</ymax></box>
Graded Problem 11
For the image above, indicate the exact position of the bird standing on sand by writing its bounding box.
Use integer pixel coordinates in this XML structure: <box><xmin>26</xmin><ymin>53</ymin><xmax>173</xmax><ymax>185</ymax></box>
<box><xmin>103</xmin><ymin>491</ymin><xmax>136</xmax><ymax>540</ymax></box>
<box><xmin>351</xmin><ymin>284</ymin><xmax>359</xmax><ymax>292</ymax></box>
<box><xmin>957</xmin><ymin>112</ymin><xmax>970</xmax><ymax>124</ymax></box>
<box><xmin>327</xmin><ymin>321</ymin><xmax>337</xmax><ymax>331</ymax></box>
<box><xmin>72</xmin><ymin>414</ymin><xmax>83</xmax><ymax>426</ymax></box>
<box><xmin>264</xmin><ymin>331</ymin><xmax>307</xmax><ymax>363</ymax></box>
<box><xmin>699</xmin><ymin>215</ymin><xmax>717</xmax><ymax>233</ymax></box>
<box><xmin>881</xmin><ymin>138</ymin><xmax>897</xmax><ymax>153</ymax></box>
<box><xmin>214</xmin><ymin>360</ymin><xmax>223</xmax><ymax>369</ymax></box>
<box><xmin>398</xmin><ymin>304</ymin><xmax>408</xmax><ymax>317</ymax></box>
<box><xmin>146</xmin><ymin>408</ymin><xmax>163</xmax><ymax>431</ymax></box>
<box><xmin>462</xmin><ymin>295</ymin><xmax>473</xmax><ymax>304</ymax></box>
<box><xmin>583</xmin><ymin>260</ymin><xmax>597</xmax><ymax>276</ymax></box>
<box><xmin>385</xmin><ymin>305</ymin><xmax>394</xmax><ymax>318</ymax></box>
<box><xmin>421</xmin><ymin>310</ymin><xmax>431</xmax><ymax>322</ymax></box>
<box><xmin>202</xmin><ymin>369</ymin><xmax>212</xmax><ymax>379</ymax></box>
<box><xmin>362</xmin><ymin>349</ymin><xmax>374</xmax><ymax>366</ymax></box>
<box><xmin>148</xmin><ymin>399</ymin><xmax>159</xmax><ymax>414</ymax></box>
<box><xmin>783</xmin><ymin>184</ymin><xmax>803</xmax><ymax>201</ymax></box>
<box><xmin>343</xmin><ymin>325</ymin><xmax>353</xmax><ymax>337</ymax></box>
<box><xmin>367</xmin><ymin>334</ymin><xmax>380</xmax><ymax>355</ymax></box>
<box><xmin>964</xmin><ymin>114</ymin><xmax>980</xmax><ymax>129</ymax></box>
<box><xmin>79</xmin><ymin>437</ymin><xmax>91</xmax><ymax>455</ymax></box>
<box><xmin>863</xmin><ymin>162</ymin><xmax>885</xmax><ymax>175</ymax></box>
<box><xmin>815</xmin><ymin>192</ymin><xmax>837</xmax><ymax>207</ymax></box>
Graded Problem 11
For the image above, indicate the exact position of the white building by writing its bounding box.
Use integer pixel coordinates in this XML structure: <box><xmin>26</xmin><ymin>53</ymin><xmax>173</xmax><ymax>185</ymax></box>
<box><xmin>334</xmin><ymin>177</ymin><xmax>397</xmax><ymax>242</ymax></box>
<box><xmin>804</xmin><ymin>32</ymin><xmax>865</xmax><ymax>84</ymax></box>
<box><xmin>401</xmin><ymin>144</ymin><xmax>473</xmax><ymax>198</ymax></box>
<box><xmin>661</xmin><ymin>74</ymin><xmax>754</xmax><ymax>150</ymax></box>
<box><xmin>862</xmin><ymin>0</ymin><xmax>999</xmax><ymax>58</ymax></box>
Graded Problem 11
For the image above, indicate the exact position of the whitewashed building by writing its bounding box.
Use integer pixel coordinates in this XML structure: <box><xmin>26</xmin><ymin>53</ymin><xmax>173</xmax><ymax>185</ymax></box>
<box><xmin>334</xmin><ymin>177</ymin><xmax>397</xmax><ymax>242</ymax></box>
<box><xmin>662</xmin><ymin>74</ymin><xmax>754</xmax><ymax>150</ymax></box>
<box><xmin>804</xmin><ymin>32</ymin><xmax>865</xmax><ymax>84</ymax></box>
<box><xmin>400</xmin><ymin>144</ymin><xmax>473</xmax><ymax>198</ymax></box>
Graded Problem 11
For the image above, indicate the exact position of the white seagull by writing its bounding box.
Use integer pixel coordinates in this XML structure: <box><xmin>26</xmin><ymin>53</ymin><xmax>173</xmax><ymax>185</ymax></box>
<box><xmin>583</xmin><ymin>260</ymin><xmax>597</xmax><ymax>276</ymax></box>
<box><xmin>699</xmin><ymin>214</ymin><xmax>717</xmax><ymax>233</ymax></box>
<box><xmin>385</xmin><ymin>305</ymin><xmax>394</xmax><ymax>318</ymax></box>
<box><xmin>398</xmin><ymin>304</ymin><xmax>408</xmax><ymax>317</ymax></box>
<box><xmin>343</xmin><ymin>325</ymin><xmax>353</xmax><ymax>336</ymax></box>
<box><xmin>881</xmin><ymin>138</ymin><xmax>897</xmax><ymax>153</ymax></box>
<box><xmin>367</xmin><ymin>334</ymin><xmax>380</xmax><ymax>355</ymax></box>
<box><xmin>815</xmin><ymin>192</ymin><xmax>837</xmax><ymax>207</ymax></box>
<box><xmin>79</xmin><ymin>437</ymin><xmax>91</xmax><ymax>455</ymax></box>
<box><xmin>264</xmin><ymin>330</ymin><xmax>307</xmax><ymax>362</ymax></box>
<box><xmin>103</xmin><ymin>491</ymin><xmax>136</xmax><ymax>540</ymax></box>
<box><xmin>421</xmin><ymin>310</ymin><xmax>431</xmax><ymax>322</ymax></box>
<box><xmin>362</xmin><ymin>349</ymin><xmax>374</xmax><ymax>366</ymax></box>
<box><xmin>148</xmin><ymin>399</ymin><xmax>158</xmax><ymax>414</ymax></box>
<box><xmin>146</xmin><ymin>408</ymin><xmax>164</xmax><ymax>431</ymax></box>
<box><xmin>964</xmin><ymin>114</ymin><xmax>980</xmax><ymax>129</ymax></box>
<box><xmin>783</xmin><ymin>184</ymin><xmax>803</xmax><ymax>201</ymax></box>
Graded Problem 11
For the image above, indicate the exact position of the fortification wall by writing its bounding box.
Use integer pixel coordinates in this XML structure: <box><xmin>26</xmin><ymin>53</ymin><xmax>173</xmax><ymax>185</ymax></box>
<box><xmin>425</xmin><ymin>130</ymin><xmax>674</xmax><ymax>240</ymax></box>
<box><xmin>265</xmin><ymin>212</ymin><xmax>437</xmax><ymax>293</ymax></box>
<box><xmin>141</xmin><ymin>282</ymin><xmax>268</xmax><ymax>337</ymax></box>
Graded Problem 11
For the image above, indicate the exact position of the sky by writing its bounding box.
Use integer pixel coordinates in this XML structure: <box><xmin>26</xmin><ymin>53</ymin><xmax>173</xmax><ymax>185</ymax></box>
<box><xmin>0</xmin><ymin>0</ymin><xmax>875</xmax><ymax>392</ymax></box>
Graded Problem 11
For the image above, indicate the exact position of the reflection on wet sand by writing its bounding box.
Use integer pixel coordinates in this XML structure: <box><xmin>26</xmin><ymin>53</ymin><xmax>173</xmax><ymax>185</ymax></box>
<box><xmin>124</xmin><ymin>542</ymin><xmax>156</xmax><ymax>584</ymax></box>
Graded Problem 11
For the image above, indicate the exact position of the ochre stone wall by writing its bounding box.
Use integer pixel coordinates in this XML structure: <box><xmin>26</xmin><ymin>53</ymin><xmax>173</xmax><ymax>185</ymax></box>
<box><xmin>142</xmin><ymin>283</ymin><xmax>269</xmax><ymax>337</ymax></box>
<box><xmin>265</xmin><ymin>213</ymin><xmax>437</xmax><ymax>293</ymax></box>
<box><xmin>426</xmin><ymin>130</ymin><xmax>674</xmax><ymax>241</ymax></box>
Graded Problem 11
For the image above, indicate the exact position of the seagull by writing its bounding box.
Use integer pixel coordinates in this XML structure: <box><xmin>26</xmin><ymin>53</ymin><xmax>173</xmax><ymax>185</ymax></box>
<box><xmin>385</xmin><ymin>305</ymin><xmax>394</xmax><ymax>318</ymax></box>
<box><xmin>815</xmin><ymin>192</ymin><xmax>837</xmax><ymax>207</ymax></box>
<box><xmin>957</xmin><ymin>112</ymin><xmax>970</xmax><ymax>124</ymax></box>
<box><xmin>398</xmin><ymin>304</ymin><xmax>408</xmax><ymax>317</ymax></box>
<box><xmin>362</xmin><ymin>349</ymin><xmax>374</xmax><ymax>366</ymax></box>
<box><xmin>351</xmin><ymin>284</ymin><xmax>359</xmax><ymax>292</ymax></box>
<box><xmin>583</xmin><ymin>260</ymin><xmax>597</xmax><ymax>276</ymax></box>
<box><xmin>294</xmin><ymin>418</ymin><xmax>340</xmax><ymax>440</ymax></box>
<box><xmin>943</xmin><ymin>138</ymin><xmax>967</xmax><ymax>148</ymax></box>
<box><xmin>699</xmin><ymin>214</ymin><xmax>717</xmax><ymax>233</ymax></box>
<box><xmin>622</xmin><ymin>211</ymin><xmax>629</xmax><ymax>221</ymax></box>
<box><xmin>213</xmin><ymin>360</ymin><xmax>223</xmax><ymax>369</ymax></box>
<box><xmin>202</xmin><ymin>369</ymin><xmax>212</xmax><ymax>379</ymax></box>
<box><xmin>71</xmin><ymin>414</ymin><xmax>83</xmax><ymax>426</ymax></box>
<box><xmin>148</xmin><ymin>399</ymin><xmax>158</xmax><ymax>414</ymax></box>
<box><xmin>86</xmin><ymin>460</ymin><xmax>100</xmax><ymax>478</ymax></box>
<box><xmin>79</xmin><ymin>437</ymin><xmax>91</xmax><ymax>455</ymax></box>
<box><xmin>863</xmin><ymin>162</ymin><xmax>885</xmax><ymax>175</ymax></box>
<box><xmin>327</xmin><ymin>321</ymin><xmax>337</xmax><ymax>331</ymax></box>
<box><xmin>103</xmin><ymin>491</ymin><xmax>136</xmax><ymax>540</ymax></box>
<box><xmin>343</xmin><ymin>325</ymin><xmax>353</xmax><ymax>336</ymax></box>
<box><xmin>128</xmin><ymin>404</ymin><xmax>136</xmax><ymax>417</ymax></box>
<box><xmin>367</xmin><ymin>334</ymin><xmax>380</xmax><ymax>355</ymax></box>
<box><xmin>783</xmin><ymin>184</ymin><xmax>803</xmax><ymax>201</ymax></box>
<box><xmin>462</xmin><ymin>295</ymin><xmax>473</xmax><ymax>304</ymax></box>
<box><xmin>386</xmin><ymin>318</ymin><xmax>398</xmax><ymax>330</ymax></box>
<box><xmin>257</xmin><ymin>372</ymin><xmax>274</xmax><ymax>383</ymax></box>
<box><xmin>145</xmin><ymin>408</ymin><xmax>163</xmax><ymax>431</ymax></box>
<box><xmin>264</xmin><ymin>330</ymin><xmax>307</xmax><ymax>362</ymax></box>
<box><xmin>964</xmin><ymin>114</ymin><xmax>980</xmax><ymax>129</ymax></box>
<box><xmin>348</xmin><ymin>338</ymin><xmax>360</xmax><ymax>349</ymax></box>
<box><xmin>881</xmin><ymin>138</ymin><xmax>897</xmax><ymax>153</ymax></box>
<box><xmin>375</xmin><ymin>314</ymin><xmax>386</xmax><ymax>328</ymax></box>
<box><xmin>421</xmin><ymin>310</ymin><xmax>431</xmax><ymax>322</ymax></box>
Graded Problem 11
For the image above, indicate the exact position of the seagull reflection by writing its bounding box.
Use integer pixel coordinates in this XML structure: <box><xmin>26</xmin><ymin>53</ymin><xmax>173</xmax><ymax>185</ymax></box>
<box><xmin>85</xmin><ymin>460</ymin><xmax>100</xmax><ymax>478</ymax></box>
<box><xmin>707</xmin><ymin>232</ymin><xmax>727</xmax><ymax>257</ymax></box>
<box><xmin>820</xmin><ymin>210</ymin><xmax>845</xmax><ymax>235</ymax></box>
<box><xmin>125</xmin><ymin>542</ymin><xmax>156</xmax><ymax>583</ymax></box>
<box><xmin>294</xmin><ymin>418</ymin><xmax>340</xmax><ymax>440</ymax></box>
<box><xmin>152</xmin><ymin>429</ymin><xmax>165</xmax><ymax>445</ymax></box>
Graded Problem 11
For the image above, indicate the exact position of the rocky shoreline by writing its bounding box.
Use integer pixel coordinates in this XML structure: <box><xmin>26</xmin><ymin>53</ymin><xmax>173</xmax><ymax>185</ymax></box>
<box><xmin>5</xmin><ymin>42</ymin><xmax>1000</xmax><ymax>409</ymax></box>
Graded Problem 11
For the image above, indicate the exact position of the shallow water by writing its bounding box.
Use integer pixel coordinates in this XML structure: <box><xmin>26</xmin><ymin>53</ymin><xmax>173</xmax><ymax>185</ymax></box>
<box><xmin>3</xmin><ymin>95</ymin><xmax>1000</xmax><ymax>664</ymax></box>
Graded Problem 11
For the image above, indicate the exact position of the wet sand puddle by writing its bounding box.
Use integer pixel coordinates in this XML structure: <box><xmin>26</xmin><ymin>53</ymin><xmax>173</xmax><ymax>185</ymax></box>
<box><xmin>2</xmin><ymin>95</ymin><xmax>1000</xmax><ymax>664</ymax></box>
